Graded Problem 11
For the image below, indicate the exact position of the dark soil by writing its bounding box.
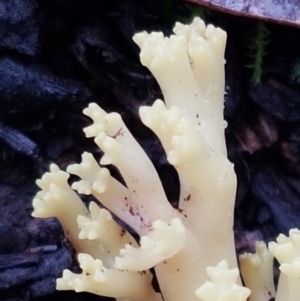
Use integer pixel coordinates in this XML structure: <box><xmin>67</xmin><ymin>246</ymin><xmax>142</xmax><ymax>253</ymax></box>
<box><xmin>1</xmin><ymin>0</ymin><xmax>300</xmax><ymax>300</ymax></box>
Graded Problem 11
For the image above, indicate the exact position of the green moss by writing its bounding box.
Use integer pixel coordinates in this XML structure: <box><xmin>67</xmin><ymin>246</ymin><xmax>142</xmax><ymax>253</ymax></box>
<box><xmin>183</xmin><ymin>3</ymin><xmax>209</xmax><ymax>23</ymax></box>
<box><xmin>247</xmin><ymin>21</ymin><xmax>270</xmax><ymax>84</ymax></box>
<box><xmin>290</xmin><ymin>59</ymin><xmax>300</xmax><ymax>83</ymax></box>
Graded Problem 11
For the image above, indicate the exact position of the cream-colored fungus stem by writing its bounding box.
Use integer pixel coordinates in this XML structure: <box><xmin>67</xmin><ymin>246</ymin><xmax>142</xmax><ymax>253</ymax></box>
<box><xmin>67</xmin><ymin>152</ymin><xmax>143</xmax><ymax>233</ymax></box>
<box><xmin>77</xmin><ymin>202</ymin><xmax>137</xmax><ymax>261</ymax></box>
<box><xmin>32</xmin><ymin>164</ymin><xmax>108</xmax><ymax>261</ymax></box>
<box><xmin>31</xmin><ymin>17</ymin><xmax>251</xmax><ymax>301</ymax></box>
<box><xmin>136</xmin><ymin>18</ymin><xmax>237</xmax><ymax>272</ymax></box>
<box><xmin>57</xmin><ymin>253</ymin><xmax>162</xmax><ymax>301</ymax></box>
<box><xmin>134</xmin><ymin>17</ymin><xmax>227</xmax><ymax>155</ymax></box>
<box><xmin>195</xmin><ymin>260</ymin><xmax>250</xmax><ymax>301</ymax></box>
<box><xmin>239</xmin><ymin>242</ymin><xmax>275</xmax><ymax>301</ymax></box>
<box><xmin>82</xmin><ymin>103</ymin><xmax>180</xmax><ymax>235</ymax></box>
<box><xmin>269</xmin><ymin>229</ymin><xmax>300</xmax><ymax>301</ymax></box>
<box><xmin>140</xmin><ymin>99</ymin><xmax>237</xmax><ymax>271</ymax></box>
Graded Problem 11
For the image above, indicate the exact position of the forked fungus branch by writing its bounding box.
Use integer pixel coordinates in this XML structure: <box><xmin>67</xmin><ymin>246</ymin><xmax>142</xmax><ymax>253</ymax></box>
<box><xmin>32</xmin><ymin>18</ymin><xmax>300</xmax><ymax>301</ymax></box>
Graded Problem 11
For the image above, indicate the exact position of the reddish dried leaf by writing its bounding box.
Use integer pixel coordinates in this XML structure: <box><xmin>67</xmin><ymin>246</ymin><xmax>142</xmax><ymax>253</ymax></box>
<box><xmin>185</xmin><ymin>0</ymin><xmax>300</xmax><ymax>27</ymax></box>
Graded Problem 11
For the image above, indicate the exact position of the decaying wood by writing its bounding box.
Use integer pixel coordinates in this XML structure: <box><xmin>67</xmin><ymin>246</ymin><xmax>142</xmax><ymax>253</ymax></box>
<box><xmin>185</xmin><ymin>0</ymin><xmax>300</xmax><ymax>27</ymax></box>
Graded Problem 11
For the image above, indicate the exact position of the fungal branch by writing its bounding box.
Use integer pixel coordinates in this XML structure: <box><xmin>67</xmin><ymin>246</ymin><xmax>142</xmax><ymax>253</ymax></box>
<box><xmin>32</xmin><ymin>17</ymin><xmax>299</xmax><ymax>301</ymax></box>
